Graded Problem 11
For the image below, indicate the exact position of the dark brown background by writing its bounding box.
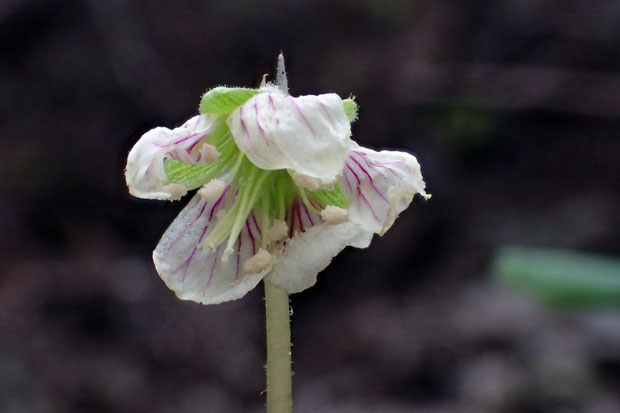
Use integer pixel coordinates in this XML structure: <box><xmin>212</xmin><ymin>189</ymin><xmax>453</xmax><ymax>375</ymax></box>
<box><xmin>1</xmin><ymin>1</ymin><xmax>620</xmax><ymax>412</ymax></box>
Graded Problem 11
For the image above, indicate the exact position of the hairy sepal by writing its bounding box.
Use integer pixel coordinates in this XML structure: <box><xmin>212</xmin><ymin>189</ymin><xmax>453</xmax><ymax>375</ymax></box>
<box><xmin>200</xmin><ymin>87</ymin><xmax>260</xmax><ymax>115</ymax></box>
<box><xmin>343</xmin><ymin>98</ymin><xmax>358</xmax><ymax>122</ymax></box>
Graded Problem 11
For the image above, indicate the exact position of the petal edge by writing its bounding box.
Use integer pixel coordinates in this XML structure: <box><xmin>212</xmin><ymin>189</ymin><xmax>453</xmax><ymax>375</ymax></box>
<box><xmin>266</xmin><ymin>221</ymin><xmax>372</xmax><ymax>294</ymax></box>
<box><xmin>125</xmin><ymin>115</ymin><xmax>221</xmax><ymax>200</ymax></box>
<box><xmin>342</xmin><ymin>146</ymin><xmax>427</xmax><ymax>235</ymax></box>
<box><xmin>153</xmin><ymin>190</ymin><xmax>267</xmax><ymax>304</ymax></box>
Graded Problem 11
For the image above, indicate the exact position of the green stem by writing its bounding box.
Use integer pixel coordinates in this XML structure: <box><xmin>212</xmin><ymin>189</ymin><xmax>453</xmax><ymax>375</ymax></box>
<box><xmin>264</xmin><ymin>280</ymin><xmax>292</xmax><ymax>413</ymax></box>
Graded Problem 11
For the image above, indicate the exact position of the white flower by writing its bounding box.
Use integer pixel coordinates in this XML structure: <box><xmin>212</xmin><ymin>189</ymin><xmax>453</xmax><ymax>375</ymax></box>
<box><xmin>125</xmin><ymin>62</ymin><xmax>428</xmax><ymax>304</ymax></box>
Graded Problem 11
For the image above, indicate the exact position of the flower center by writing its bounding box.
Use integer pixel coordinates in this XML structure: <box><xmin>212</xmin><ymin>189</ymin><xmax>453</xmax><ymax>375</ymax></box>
<box><xmin>163</xmin><ymin>125</ymin><xmax>350</xmax><ymax>260</ymax></box>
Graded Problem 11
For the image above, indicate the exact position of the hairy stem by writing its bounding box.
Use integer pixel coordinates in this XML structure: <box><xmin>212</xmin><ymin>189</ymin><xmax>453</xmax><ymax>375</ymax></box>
<box><xmin>264</xmin><ymin>280</ymin><xmax>292</xmax><ymax>413</ymax></box>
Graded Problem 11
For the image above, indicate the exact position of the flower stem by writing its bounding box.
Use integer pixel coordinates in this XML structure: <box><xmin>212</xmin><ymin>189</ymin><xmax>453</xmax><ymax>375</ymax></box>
<box><xmin>264</xmin><ymin>280</ymin><xmax>292</xmax><ymax>413</ymax></box>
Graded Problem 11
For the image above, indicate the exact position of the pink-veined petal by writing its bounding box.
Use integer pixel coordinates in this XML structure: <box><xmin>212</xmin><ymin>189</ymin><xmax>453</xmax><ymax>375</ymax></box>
<box><xmin>283</xmin><ymin>197</ymin><xmax>322</xmax><ymax>238</ymax></box>
<box><xmin>227</xmin><ymin>92</ymin><xmax>352</xmax><ymax>181</ymax></box>
<box><xmin>266</xmin><ymin>221</ymin><xmax>372</xmax><ymax>294</ymax></box>
<box><xmin>342</xmin><ymin>145</ymin><xmax>428</xmax><ymax>235</ymax></box>
<box><xmin>152</xmin><ymin>188</ymin><xmax>267</xmax><ymax>304</ymax></box>
<box><xmin>125</xmin><ymin>115</ymin><xmax>220</xmax><ymax>200</ymax></box>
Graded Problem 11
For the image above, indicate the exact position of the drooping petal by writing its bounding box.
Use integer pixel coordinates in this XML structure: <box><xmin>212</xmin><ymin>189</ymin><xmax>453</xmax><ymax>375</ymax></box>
<box><xmin>266</xmin><ymin>221</ymin><xmax>373</xmax><ymax>293</ymax></box>
<box><xmin>341</xmin><ymin>145</ymin><xmax>428</xmax><ymax>235</ymax></box>
<box><xmin>227</xmin><ymin>92</ymin><xmax>352</xmax><ymax>181</ymax></box>
<box><xmin>125</xmin><ymin>115</ymin><xmax>223</xmax><ymax>200</ymax></box>
<box><xmin>153</xmin><ymin>189</ymin><xmax>267</xmax><ymax>304</ymax></box>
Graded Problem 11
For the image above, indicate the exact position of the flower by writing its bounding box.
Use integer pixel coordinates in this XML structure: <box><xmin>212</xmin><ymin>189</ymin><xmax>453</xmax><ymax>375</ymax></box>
<box><xmin>125</xmin><ymin>56</ymin><xmax>429</xmax><ymax>304</ymax></box>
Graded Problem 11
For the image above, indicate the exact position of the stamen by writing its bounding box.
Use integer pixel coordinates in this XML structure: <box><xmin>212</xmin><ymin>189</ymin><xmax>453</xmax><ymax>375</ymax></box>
<box><xmin>199</xmin><ymin>143</ymin><xmax>220</xmax><ymax>163</ymax></box>
<box><xmin>243</xmin><ymin>249</ymin><xmax>275</xmax><ymax>273</ymax></box>
<box><xmin>321</xmin><ymin>205</ymin><xmax>348</xmax><ymax>224</ymax></box>
<box><xmin>291</xmin><ymin>172</ymin><xmax>336</xmax><ymax>191</ymax></box>
<box><xmin>164</xmin><ymin>183</ymin><xmax>187</xmax><ymax>200</ymax></box>
<box><xmin>291</xmin><ymin>172</ymin><xmax>320</xmax><ymax>191</ymax></box>
<box><xmin>198</xmin><ymin>179</ymin><xmax>226</xmax><ymax>201</ymax></box>
<box><xmin>201</xmin><ymin>162</ymin><xmax>273</xmax><ymax>258</ymax></box>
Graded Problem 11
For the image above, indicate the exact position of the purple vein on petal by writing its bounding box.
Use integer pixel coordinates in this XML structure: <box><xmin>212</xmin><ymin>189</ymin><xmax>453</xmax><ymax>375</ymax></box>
<box><xmin>345</xmin><ymin>162</ymin><xmax>361</xmax><ymax>185</ymax></box>
<box><xmin>184</xmin><ymin>189</ymin><xmax>228</xmax><ymax>271</ymax></box>
<box><xmin>162</xmin><ymin>196</ymin><xmax>203</xmax><ymax>253</ymax></box>
<box><xmin>187</xmin><ymin>135</ymin><xmax>206</xmax><ymax>153</ymax></box>
<box><xmin>288</xmin><ymin>201</ymin><xmax>297</xmax><ymax>237</ymax></box>
<box><xmin>174</xmin><ymin>194</ymin><xmax>223</xmax><ymax>278</ymax></box>
<box><xmin>178</xmin><ymin>246</ymin><xmax>198</xmax><ymax>282</ymax></box>
<box><xmin>191</xmin><ymin>202</ymin><xmax>209</xmax><ymax>226</ymax></box>
<box><xmin>246</xmin><ymin>219</ymin><xmax>256</xmax><ymax>254</ymax></box>
<box><xmin>295</xmin><ymin>200</ymin><xmax>305</xmax><ymax>232</ymax></box>
<box><xmin>357</xmin><ymin>188</ymin><xmax>380</xmax><ymax>222</ymax></box>
<box><xmin>268</xmin><ymin>95</ymin><xmax>280</xmax><ymax>127</ymax></box>
<box><xmin>349</xmin><ymin>156</ymin><xmax>390</xmax><ymax>204</ymax></box>
<box><xmin>251</xmin><ymin>213</ymin><xmax>262</xmax><ymax>237</ymax></box>
<box><xmin>173</xmin><ymin>131</ymin><xmax>202</xmax><ymax>145</ymax></box>
<box><xmin>309</xmin><ymin>198</ymin><xmax>321</xmax><ymax>210</ymax></box>
<box><xmin>346</xmin><ymin>162</ymin><xmax>380</xmax><ymax>222</ymax></box>
<box><xmin>302</xmin><ymin>202</ymin><xmax>315</xmax><ymax>226</ymax></box>
<box><xmin>254</xmin><ymin>100</ymin><xmax>271</xmax><ymax>147</ymax></box>
<box><xmin>237</xmin><ymin>105</ymin><xmax>272</xmax><ymax>165</ymax></box>
<box><xmin>239</xmin><ymin>106</ymin><xmax>251</xmax><ymax>144</ymax></box>
<box><xmin>175</xmin><ymin>223</ymin><xmax>209</xmax><ymax>280</ymax></box>
<box><xmin>343</xmin><ymin>168</ymin><xmax>353</xmax><ymax>192</ymax></box>
<box><xmin>165</xmin><ymin>186</ymin><xmax>230</xmax><ymax>269</ymax></box>
<box><xmin>318</xmin><ymin>99</ymin><xmax>336</xmax><ymax>128</ymax></box>
<box><xmin>284</xmin><ymin>207</ymin><xmax>291</xmax><ymax>236</ymax></box>
<box><xmin>357</xmin><ymin>151</ymin><xmax>410</xmax><ymax>172</ymax></box>
<box><xmin>205</xmin><ymin>245</ymin><xmax>222</xmax><ymax>288</ymax></box>
<box><xmin>289</xmin><ymin>96</ymin><xmax>316</xmax><ymax>136</ymax></box>
<box><xmin>352</xmin><ymin>151</ymin><xmax>388</xmax><ymax>179</ymax></box>
<box><xmin>208</xmin><ymin>186</ymin><xmax>230</xmax><ymax>221</ymax></box>
<box><xmin>235</xmin><ymin>235</ymin><xmax>242</xmax><ymax>279</ymax></box>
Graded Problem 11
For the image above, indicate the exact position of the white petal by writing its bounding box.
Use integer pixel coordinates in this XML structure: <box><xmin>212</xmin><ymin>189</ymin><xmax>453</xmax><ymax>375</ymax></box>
<box><xmin>341</xmin><ymin>146</ymin><xmax>428</xmax><ymax>235</ymax></box>
<box><xmin>227</xmin><ymin>92</ymin><xmax>351</xmax><ymax>181</ymax></box>
<box><xmin>153</xmin><ymin>189</ymin><xmax>267</xmax><ymax>304</ymax></box>
<box><xmin>125</xmin><ymin>115</ymin><xmax>220</xmax><ymax>200</ymax></box>
<box><xmin>266</xmin><ymin>221</ymin><xmax>373</xmax><ymax>294</ymax></box>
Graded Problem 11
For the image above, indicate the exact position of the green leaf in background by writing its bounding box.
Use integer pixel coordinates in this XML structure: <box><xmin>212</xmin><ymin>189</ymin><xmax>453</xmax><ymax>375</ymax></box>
<box><xmin>200</xmin><ymin>87</ymin><xmax>260</xmax><ymax>115</ymax></box>
<box><xmin>493</xmin><ymin>246</ymin><xmax>620</xmax><ymax>308</ymax></box>
<box><xmin>343</xmin><ymin>98</ymin><xmax>358</xmax><ymax>122</ymax></box>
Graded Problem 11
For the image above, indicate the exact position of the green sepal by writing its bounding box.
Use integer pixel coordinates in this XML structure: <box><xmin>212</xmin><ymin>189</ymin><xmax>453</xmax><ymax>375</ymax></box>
<box><xmin>164</xmin><ymin>160</ymin><xmax>215</xmax><ymax>190</ymax></box>
<box><xmin>343</xmin><ymin>98</ymin><xmax>358</xmax><ymax>122</ymax></box>
<box><xmin>164</xmin><ymin>127</ymin><xmax>239</xmax><ymax>190</ymax></box>
<box><xmin>312</xmin><ymin>184</ymin><xmax>349</xmax><ymax>209</ymax></box>
<box><xmin>200</xmin><ymin>87</ymin><xmax>260</xmax><ymax>115</ymax></box>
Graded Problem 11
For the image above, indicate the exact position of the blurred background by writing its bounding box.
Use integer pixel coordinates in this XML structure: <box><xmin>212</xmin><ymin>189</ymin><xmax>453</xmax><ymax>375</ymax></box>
<box><xmin>1</xmin><ymin>1</ymin><xmax>620</xmax><ymax>412</ymax></box>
